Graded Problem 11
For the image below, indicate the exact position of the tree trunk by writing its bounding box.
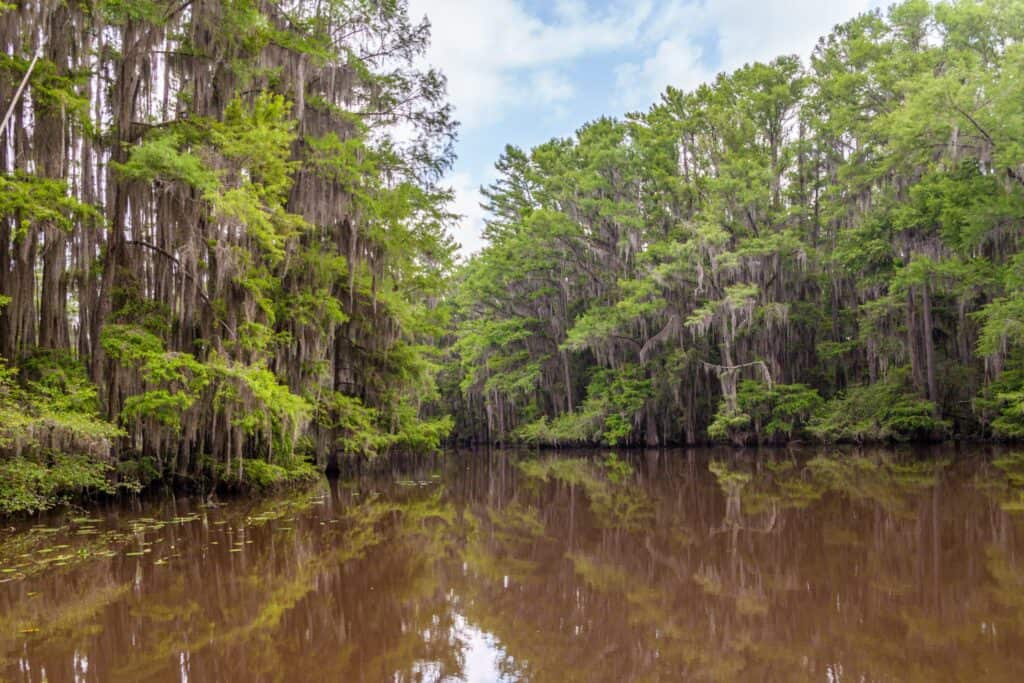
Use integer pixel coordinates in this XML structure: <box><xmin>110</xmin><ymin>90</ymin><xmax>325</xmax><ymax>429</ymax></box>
<box><xmin>907</xmin><ymin>287</ymin><xmax>924</xmax><ymax>395</ymax></box>
<box><xmin>645</xmin><ymin>404</ymin><xmax>659</xmax><ymax>447</ymax></box>
<box><xmin>921</xmin><ymin>283</ymin><xmax>939</xmax><ymax>405</ymax></box>
<box><xmin>37</xmin><ymin>3</ymin><xmax>71</xmax><ymax>351</ymax></box>
<box><xmin>561</xmin><ymin>349</ymin><xmax>574</xmax><ymax>413</ymax></box>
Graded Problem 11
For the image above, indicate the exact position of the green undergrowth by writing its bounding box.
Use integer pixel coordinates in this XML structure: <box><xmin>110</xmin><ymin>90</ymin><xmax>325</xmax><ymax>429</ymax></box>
<box><xmin>808</xmin><ymin>373</ymin><xmax>950</xmax><ymax>443</ymax></box>
<box><xmin>0</xmin><ymin>455</ymin><xmax>114</xmax><ymax>516</ymax></box>
<box><xmin>232</xmin><ymin>458</ymin><xmax>320</xmax><ymax>492</ymax></box>
<box><xmin>513</xmin><ymin>371</ymin><xmax>953</xmax><ymax>447</ymax></box>
<box><xmin>0</xmin><ymin>350</ymin><xmax>123</xmax><ymax>515</ymax></box>
<box><xmin>0</xmin><ymin>351</ymin><xmax>321</xmax><ymax>515</ymax></box>
<box><xmin>0</xmin><ymin>341</ymin><xmax>440</xmax><ymax>516</ymax></box>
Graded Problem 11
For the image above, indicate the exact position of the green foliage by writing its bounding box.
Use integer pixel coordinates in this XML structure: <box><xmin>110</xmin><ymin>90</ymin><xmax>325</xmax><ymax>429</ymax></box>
<box><xmin>709</xmin><ymin>382</ymin><xmax>824</xmax><ymax>444</ymax></box>
<box><xmin>111</xmin><ymin>131</ymin><xmax>219</xmax><ymax>194</ymax></box>
<box><xmin>316</xmin><ymin>390</ymin><xmax>451</xmax><ymax>459</ymax></box>
<box><xmin>98</xmin><ymin>0</ymin><xmax>168</xmax><ymax>24</ymax></box>
<box><xmin>0</xmin><ymin>0</ymin><xmax>459</xmax><ymax>516</ymax></box>
<box><xmin>100</xmin><ymin>325</ymin><xmax>165</xmax><ymax>363</ymax></box>
<box><xmin>707</xmin><ymin>408</ymin><xmax>753</xmax><ymax>444</ymax></box>
<box><xmin>454</xmin><ymin>316</ymin><xmax>542</xmax><ymax>396</ymax></box>
<box><xmin>0</xmin><ymin>352</ymin><xmax>121</xmax><ymax>514</ymax></box>
<box><xmin>0</xmin><ymin>351</ymin><xmax>123</xmax><ymax>450</ymax></box>
<box><xmin>0</xmin><ymin>53</ymin><xmax>92</xmax><ymax>122</ymax></box>
<box><xmin>515</xmin><ymin>366</ymin><xmax>651</xmax><ymax>446</ymax></box>
<box><xmin>0</xmin><ymin>454</ymin><xmax>113</xmax><ymax>516</ymax></box>
<box><xmin>0</xmin><ymin>173</ymin><xmax>101</xmax><ymax>237</ymax></box>
<box><xmin>102</xmin><ymin>326</ymin><xmax>210</xmax><ymax>431</ymax></box>
<box><xmin>516</xmin><ymin>409</ymin><xmax>602</xmax><ymax>447</ymax></box>
<box><xmin>210</xmin><ymin>95</ymin><xmax>306</xmax><ymax>263</ymax></box>
<box><xmin>121</xmin><ymin>390</ymin><xmax>196</xmax><ymax>430</ymax></box>
<box><xmin>318</xmin><ymin>392</ymin><xmax>389</xmax><ymax>457</ymax></box>
<box><xmin>214</xmin><ymin>358</ymin><xmax>311</xmax><ymax>457</ymax></box>
<box><xmin>588</xmin><ymin>366</ymin><xmax>652</xmax><ymax>445</ymax></box>
<box><xmin>389</xmin><ymin>403</ymin><xmax>453</xmax><ymax>454</ymax></box>
<box><xmin>809</xmin><ymin>373</ymin><xmax>949</xmax><ymax>443</ymax></box>
<box><xmin>976</xmin><ymin>363</ymin><xmax>1024</xmax><ymax>439</ymax></box>
<box><xmin>16</xmin><ymin>0</ymin><xmax>1024</xmax><ymax>523</ymax></box>
<box><xmin>103</xmin><ymin>324</ymin><xmax>309</xmax><ymax>459</ymax></box>
<box><xmin>20</xmin><ymin>349</ymin><xmax>103</xmax><ymax>415</ymax></box>
<box><xmin>239</xmin><ymin>457</ymin><xmax>319</xmax><ymax>492</ymax></box>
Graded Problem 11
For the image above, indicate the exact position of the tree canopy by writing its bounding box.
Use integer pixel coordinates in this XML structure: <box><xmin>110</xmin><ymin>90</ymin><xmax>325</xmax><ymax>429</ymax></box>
<box><xmin>443</xmin><ymin>0</ymin><xmax>1024</xmax><ymax>449</ymax></box>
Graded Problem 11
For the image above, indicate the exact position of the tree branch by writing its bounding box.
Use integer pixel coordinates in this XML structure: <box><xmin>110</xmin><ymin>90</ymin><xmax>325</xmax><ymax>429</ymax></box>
<box><xmin>1</xmin><ymin>54</ymin><xmax>39</xmax><ymax>132</ymax></box>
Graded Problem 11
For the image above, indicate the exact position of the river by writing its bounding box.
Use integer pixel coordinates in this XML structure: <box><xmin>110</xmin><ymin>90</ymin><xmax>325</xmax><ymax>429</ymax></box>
<box><xmin>2</xmin><ymin>446</ymin><xmax>1024</xmax><ymax>681</ymax></box>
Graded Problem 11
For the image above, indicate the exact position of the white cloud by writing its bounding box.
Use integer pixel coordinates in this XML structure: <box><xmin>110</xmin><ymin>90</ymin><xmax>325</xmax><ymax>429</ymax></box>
<box><xmin>446</xmin><ymin>170</ymin><xmax>492</xmax><ymax>258</ymax></box>
<box><xmin>700</xmin><ymin>0</ymin><xmax>879</xmax><ymax>68</ymax></box>
<box><xmin>408</xmin><ymin>0</ymin><xmax>653</xmax><ymax>129</ymax></box>
<box><xmin>617</xmin><ymin>0</ymin><xmax>882</xmax><ymax>108</ymax></box>
<box><xmin>615</xmin><ymin>36</ymin><xmax>708</xmax><ymax>112</ymax></box>
<box><xmin>529</xmin><ymin>69</ymin><xmax>575</xmax><ymax>106</ymax></box>
<box><xmin>553</xmin><ymin>0</ymin><xmax>589</xmax><ymax>23</ymax></box>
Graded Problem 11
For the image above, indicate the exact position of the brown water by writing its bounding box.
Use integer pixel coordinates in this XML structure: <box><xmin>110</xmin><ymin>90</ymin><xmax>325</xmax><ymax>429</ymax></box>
<box><xmin>2</xmin><ymin>447</ymin><xmax>1024</xmax><ymax>682</ymax></box>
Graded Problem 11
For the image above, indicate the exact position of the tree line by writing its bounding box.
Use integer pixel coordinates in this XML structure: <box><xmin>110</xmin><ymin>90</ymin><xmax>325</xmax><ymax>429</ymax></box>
<box><xmin>0</xmin><ymin>0</ymin><xmax>456</xmax><ymax>512</ymax></box>
<box><xmin>443</xmin><ymin>0</ymin><xmax>1024</xmax><ymax>448</ymax></box>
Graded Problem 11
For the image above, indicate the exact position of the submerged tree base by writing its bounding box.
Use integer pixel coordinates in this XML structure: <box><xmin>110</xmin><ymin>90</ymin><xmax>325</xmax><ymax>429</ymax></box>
<box><xmin>0</xmin><ymin>454</ymin><xmax>324</xmax><ymax>518</ymax></box>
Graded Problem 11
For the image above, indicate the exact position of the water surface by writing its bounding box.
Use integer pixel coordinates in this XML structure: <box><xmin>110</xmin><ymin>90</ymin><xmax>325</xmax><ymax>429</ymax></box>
<box><xmin>3</xmin><ymin>447</ymin><xmax>1024</xmax><ymax>682</ymax></box>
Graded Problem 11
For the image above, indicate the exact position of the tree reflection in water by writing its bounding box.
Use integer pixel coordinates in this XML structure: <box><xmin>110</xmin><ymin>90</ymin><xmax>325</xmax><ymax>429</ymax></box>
<box><xmin>2</xmin><ymin>446</ymin><xmax>1024</xmax><ymax>682</ymax></box>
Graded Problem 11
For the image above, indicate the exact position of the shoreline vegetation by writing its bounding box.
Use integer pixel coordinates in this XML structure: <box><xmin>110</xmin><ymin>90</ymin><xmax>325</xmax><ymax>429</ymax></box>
<box><xmin>2</xmin><ymin>0</ymin><xmax>1024</xmax><ymax>515</ymax></box>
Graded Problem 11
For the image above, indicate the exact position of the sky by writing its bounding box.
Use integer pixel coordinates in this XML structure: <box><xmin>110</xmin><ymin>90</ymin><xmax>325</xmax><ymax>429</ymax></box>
<box><xmin>406</xmin><ymin>0</ymin><xmax>885</xmax><ymax>257</ymax></box>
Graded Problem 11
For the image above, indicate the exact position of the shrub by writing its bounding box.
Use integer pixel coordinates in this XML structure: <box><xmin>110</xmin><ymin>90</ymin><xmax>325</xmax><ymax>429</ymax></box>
<box><xmin>809</xmin><ymin>373</ymin><xmax>948</xmax><ymax>443</ymax></box>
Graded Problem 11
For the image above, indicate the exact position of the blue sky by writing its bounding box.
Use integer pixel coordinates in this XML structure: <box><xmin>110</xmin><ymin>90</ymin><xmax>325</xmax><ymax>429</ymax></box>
<box><xmin>406</xmin><ymin>0</ymin><xmax>883</xmax><ymax>256</ymax></box>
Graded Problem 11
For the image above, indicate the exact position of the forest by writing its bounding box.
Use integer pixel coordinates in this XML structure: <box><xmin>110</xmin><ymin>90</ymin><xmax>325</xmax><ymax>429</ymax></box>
<box><xmin>1</xmin><ymin>0</ymin><xmax>1024</xmax><ymax>513</ymax></box>
<box><xmin>0</xmin><ymin>0</ymin><xmax>457</xmax><ymax>512</ymax></box>
<box><xmin>444</xmin><ymin>0</ymin><xmax>1024</xmax><ymax>450</ymax></box>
